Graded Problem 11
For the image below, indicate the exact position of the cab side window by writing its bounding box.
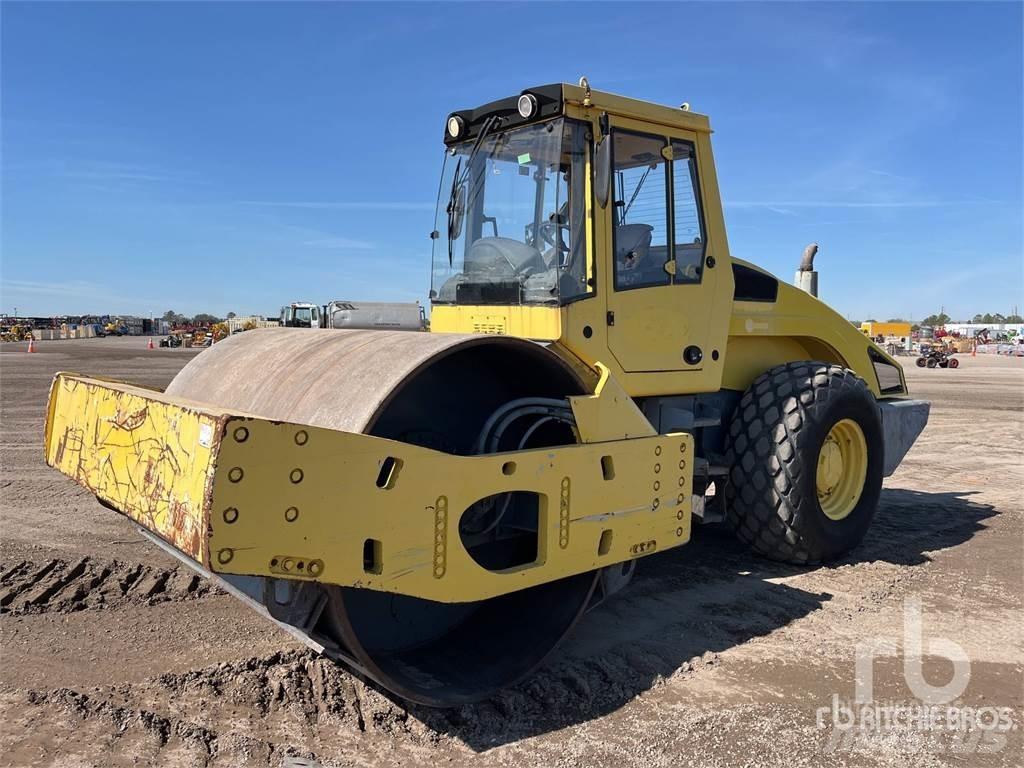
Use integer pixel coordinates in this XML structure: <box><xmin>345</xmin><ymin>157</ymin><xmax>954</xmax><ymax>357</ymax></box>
<box><xmin>671</xmin><ymin>140</ymin><xmax>706</xmax><ymax>283</ymax></box>
<box><xmin>612</xmin><ymin>131</ymin><xmax>670</xmax><ymax>290</ymax></box>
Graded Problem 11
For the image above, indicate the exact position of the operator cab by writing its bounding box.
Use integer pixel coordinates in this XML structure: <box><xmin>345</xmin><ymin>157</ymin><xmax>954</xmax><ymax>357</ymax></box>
<box><xmin>430</xmin><ymin>82</ymin><xmax>733</xmax><ymax>390</ymax></box>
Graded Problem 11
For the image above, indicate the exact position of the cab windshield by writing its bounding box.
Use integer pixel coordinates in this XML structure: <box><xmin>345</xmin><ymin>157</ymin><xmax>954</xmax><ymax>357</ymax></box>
<box><xmin>280</xmin><ymin>306</ymin><xmax>313</xmax><ymax>327</ymax></box>
<box><xmin>431</xmin><ymin>118</ymin><xmax>591</xmax><ymax>306</ymax></box>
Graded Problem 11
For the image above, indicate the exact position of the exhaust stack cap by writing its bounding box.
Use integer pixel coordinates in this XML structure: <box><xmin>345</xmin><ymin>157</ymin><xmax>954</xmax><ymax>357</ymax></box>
<box><xmin>799</xmin><ymin>242</ymin><xmax>819</xmax><ymax>272</ymax></box>
<box><xmin>795</xmin><ymin>243</ymin><xmax>820</xmax><ymax>297</ymax></box>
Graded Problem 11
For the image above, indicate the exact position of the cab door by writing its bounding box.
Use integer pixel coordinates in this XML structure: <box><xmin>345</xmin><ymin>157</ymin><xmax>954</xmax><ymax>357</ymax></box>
<box><xmin>604</xmin><ymin>119</ymin><xmax>718</xmax><ymax>375</ymax></box>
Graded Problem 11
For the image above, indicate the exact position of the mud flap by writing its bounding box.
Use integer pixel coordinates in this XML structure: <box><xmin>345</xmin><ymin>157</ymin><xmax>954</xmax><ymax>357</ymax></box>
<box><xmin>878</xmin><ymin>399</ymin><xmax>930</xmax><ymax>476</ymax></box>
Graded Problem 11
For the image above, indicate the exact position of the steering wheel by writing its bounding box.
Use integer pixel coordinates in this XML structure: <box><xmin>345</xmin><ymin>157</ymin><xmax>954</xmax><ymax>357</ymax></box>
<box><xmin>538</xmin><ymin>220</ymin><xmax>570</xmax><ymax>252</ymax></box>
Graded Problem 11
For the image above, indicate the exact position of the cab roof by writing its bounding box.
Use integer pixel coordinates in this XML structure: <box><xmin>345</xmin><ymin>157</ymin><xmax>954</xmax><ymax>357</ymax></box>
<box><xmin>444</xmin><ymin>82</ymin><xmax>711</xmax><ymax>145</ymax></box>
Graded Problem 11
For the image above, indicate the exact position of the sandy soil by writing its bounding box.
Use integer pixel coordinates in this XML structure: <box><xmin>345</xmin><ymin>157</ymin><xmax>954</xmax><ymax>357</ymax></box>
<box><xmin>1</xmin><ymin>337</ymin><xmax>1021</xmax><ymax>767</ymax></box>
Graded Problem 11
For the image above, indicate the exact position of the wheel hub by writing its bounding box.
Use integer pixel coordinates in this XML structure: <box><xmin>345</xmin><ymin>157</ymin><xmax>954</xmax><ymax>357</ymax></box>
<box><xmin>816</xmin><ymin>418</ymin><xmax>868</xmax><ymax>521</ymax></box>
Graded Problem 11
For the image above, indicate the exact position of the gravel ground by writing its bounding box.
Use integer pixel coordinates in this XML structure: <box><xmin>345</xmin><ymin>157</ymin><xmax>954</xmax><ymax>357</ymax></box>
<box><xmin>1</xmin><ymin>337</ymin><xmax>1021</xmax><ymax>767</ymax></box>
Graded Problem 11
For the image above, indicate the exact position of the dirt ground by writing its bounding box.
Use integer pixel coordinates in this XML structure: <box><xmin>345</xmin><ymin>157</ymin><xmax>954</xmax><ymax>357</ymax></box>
<box><xmin>1</xmin><ymin>337</ymin><xmax>1021</xmax><ymax>767</ymax></box>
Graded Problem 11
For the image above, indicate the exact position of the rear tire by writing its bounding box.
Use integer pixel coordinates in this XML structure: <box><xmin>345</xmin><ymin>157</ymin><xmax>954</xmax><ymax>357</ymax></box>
<box><xmin>724</xmin><ymin>362</ymin><xmax>884</xmax><ymax>564</ymax></box>
<box><xmin>915</xmin><ymin>357</ymin><xmax>927</xmax><ymax>367</ymax></box>
<box><xmin>926</xmin><ymin>358</ymin><xmax>938</xmax><ymax>368</ymax></box>
<box><xmin>948</xmin><ymin>357</ymin><xmax>959</xmax><ymax>369</ymax></box>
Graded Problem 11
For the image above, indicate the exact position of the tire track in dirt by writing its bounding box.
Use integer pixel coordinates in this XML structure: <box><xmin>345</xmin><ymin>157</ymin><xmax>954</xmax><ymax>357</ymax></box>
<box><xmin>5</xmin><ymin>652</ymin><xmax>420</xmax><ymax>767</ymax></box>
<box><xmin>0</xmin><ymin>557</ymin><xmax>217</xmax><ymax>615</ymax></box>
<box><xmin>7</xmin><ymin>638</ymin><xmax>728</xmax><ymax>765</ymax></box>
<box><xmin>4</xmin><ymin>687</ymin><xmax>320</xmax><ymax>768</ymax></box>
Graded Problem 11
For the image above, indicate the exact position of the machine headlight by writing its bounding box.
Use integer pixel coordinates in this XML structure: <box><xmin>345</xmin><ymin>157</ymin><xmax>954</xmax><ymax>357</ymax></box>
<box><xmin>446</xmin><ymin>115</ymin><xmax>464</xmax><ymax>139</ymax></box>
<box><xmin>517</xmin><ymin>93</ymin><xmax>538</xmax><ymax>119</ymax></box>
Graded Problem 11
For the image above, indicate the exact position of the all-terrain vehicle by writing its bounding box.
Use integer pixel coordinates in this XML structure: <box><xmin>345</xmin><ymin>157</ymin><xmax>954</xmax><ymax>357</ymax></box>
<box><xmin>916</xmin><ymin>344</ymin><xmax>959</xmax><ymax>368</ymax></box>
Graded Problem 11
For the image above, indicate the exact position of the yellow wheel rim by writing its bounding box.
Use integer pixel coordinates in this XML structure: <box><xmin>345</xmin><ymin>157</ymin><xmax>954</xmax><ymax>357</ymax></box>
<box><xmin>816</xmin><ymin>418</ymin><xmax>868</xmax><ymax>521</ymax></box>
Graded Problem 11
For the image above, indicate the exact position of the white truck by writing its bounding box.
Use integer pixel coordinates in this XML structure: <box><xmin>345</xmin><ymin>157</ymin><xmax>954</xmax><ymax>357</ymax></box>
<box><xmin>279</xmin><ymin>301</ymin><xmax>425</xmax><ymax>331</ymax></box>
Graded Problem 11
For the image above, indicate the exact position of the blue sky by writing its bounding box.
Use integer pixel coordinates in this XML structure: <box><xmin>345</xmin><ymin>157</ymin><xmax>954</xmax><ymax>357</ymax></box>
<box><xmin>2</xmin><ymin>1</ymin><xmax>1021</xmax><ymax>320</ymax></box>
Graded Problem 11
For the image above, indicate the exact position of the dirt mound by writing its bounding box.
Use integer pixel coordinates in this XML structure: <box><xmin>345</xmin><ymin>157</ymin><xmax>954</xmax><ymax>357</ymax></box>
<box><xmin>0</xmin><ymin>557</ymin><xmax>217</xmax><ymax>615</ymax></box>
<box><xmin>151</xmin><ymin>645</ymin><xmax>721</xmax><ymax>743</ymax></box>
<box><xmin>149</xmin><ymin>650</ymin><xmax>422</xmax><ymax>737</ymax></box>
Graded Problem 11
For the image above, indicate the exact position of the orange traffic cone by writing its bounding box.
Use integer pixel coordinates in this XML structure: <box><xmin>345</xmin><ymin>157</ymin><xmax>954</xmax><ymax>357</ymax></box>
<box><xmin>26</xmin><ymin>337</ymin><xmax>36</xmax><ymax>353</ymax></box>
<box><xmin>147</xmin><ymin>337</ymin><xmax>155</xmax><ymax>350</ymax></box>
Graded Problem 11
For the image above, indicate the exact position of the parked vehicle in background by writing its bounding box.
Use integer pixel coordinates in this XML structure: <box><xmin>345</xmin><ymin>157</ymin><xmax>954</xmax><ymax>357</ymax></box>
<box><xmin>280</xmin><ymin>300</ymin><xmax>426</xmax><ymax>330</ymax></box>
<box><xmin>916</xmin><ymin>344</ymin><xmax>959</xmax><ymax>369</ymax></box>
<box><xmin>324</xmin><ymin>300</ymin><xmax>425</xmax><ymax>331</ymax></box>
<box><xmin>280</xmin><ymin>302</ymin><xmax>323</xmax><ymax>328</ymax></box>
<box><xmin>860</xmin><ymin>321</ymin><xmax>911</xmax><ymax>342</ymax></box>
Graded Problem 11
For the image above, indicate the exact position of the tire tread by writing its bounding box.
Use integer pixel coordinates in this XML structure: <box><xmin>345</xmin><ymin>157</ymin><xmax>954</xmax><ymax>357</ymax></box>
<box><xmin>724</xmin><ymin>361</ymin><xmax>873</xmax><ymax>564</ymax></box>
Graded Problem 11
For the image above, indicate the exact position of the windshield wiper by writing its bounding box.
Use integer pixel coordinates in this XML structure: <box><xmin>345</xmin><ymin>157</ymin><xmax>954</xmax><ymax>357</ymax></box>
<box><xmin>621</xmin><ymin>165</ymin><xmax>652</xmax><ymax>221</ymax></box>
<box><xmin>446</xmin><ymin>115</ymin><xmax>500</xmax><ymax>266</ymax></box>
<box><xmin>446</xmin><ymin>157</ymin><xmax>462</xmax><ymax>266</ymax></box>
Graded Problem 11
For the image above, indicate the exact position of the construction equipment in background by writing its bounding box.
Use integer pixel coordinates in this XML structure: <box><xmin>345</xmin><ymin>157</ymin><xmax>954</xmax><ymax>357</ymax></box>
<box><xmin>860</xmin><ymin>321</ymin><xmax>913</xmax><ymax>356</ymax></box>
<box><xmin>0</xmin><ymin>323</ymin><xmax>34</xmax><ymax>343</ymax></box>
<box><xmin>192</xmin><ymin>329</ymin><xmax>214</xmax><ymax>347</ymax></box>
<box><xmin>280</xmin><ymin>300</ymin><xmax>426</xmax><ymax>330</ymax></box>
<box><xmin>43</xmin><ymin>81</ymin><xmax>930</xmax><ymax>707</ymax></box>
<box><xmin>159</xmin><ymin>330</ymin><xmax>191</xmax><ymax>348</ymax></box>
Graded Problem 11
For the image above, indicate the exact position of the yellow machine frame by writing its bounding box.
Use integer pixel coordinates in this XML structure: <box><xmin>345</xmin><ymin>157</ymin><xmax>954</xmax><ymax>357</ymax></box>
<box><xmin>45</xmin><ymin>368</ymin><xmax>692</xmax><ymax>603</ymax></box>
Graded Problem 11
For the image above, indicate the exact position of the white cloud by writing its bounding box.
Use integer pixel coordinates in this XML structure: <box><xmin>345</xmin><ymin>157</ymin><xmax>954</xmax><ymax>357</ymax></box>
<box><xmin>238</xmin><ymin>200</ymin><xmax>435</xmax><ymax>211</ymax></box>
<box><xmin>52</xmin><ymin>160</ymin><xmax>205</xmax><ymax>186</ymax></box>
<box><xmin>725</xmin><ymin>199</ymin><xmax>1012</xmax><ymax>210</ymax></box>
<box><xmin>1</xmin><ymin>279</ymin><xmax>162</xmax><ymax>311</ymax></box>
<box><xmin>301</xmin><ymin>236</ymin><xmax>376</xmax><ymax>250</ymax></box>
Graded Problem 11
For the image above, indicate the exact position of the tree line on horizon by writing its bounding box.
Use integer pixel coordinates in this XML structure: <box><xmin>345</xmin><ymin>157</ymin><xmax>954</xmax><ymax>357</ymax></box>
<box><xmin>161</xmin><ymin>310</ymin><xmax>246</xmax><ymax>326</ymax></box>
<box><xmin>853</xmin><ymin>311</ymin><xmax>1024</xmax><ymax>329</ymax></box>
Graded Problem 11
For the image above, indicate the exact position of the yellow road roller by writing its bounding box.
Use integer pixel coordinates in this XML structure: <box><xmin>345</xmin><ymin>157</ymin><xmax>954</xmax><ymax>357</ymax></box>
<box><xmin>43</xmin><ymin>81</ymin><xmax>929</xmax><ymax>706</ymax></box>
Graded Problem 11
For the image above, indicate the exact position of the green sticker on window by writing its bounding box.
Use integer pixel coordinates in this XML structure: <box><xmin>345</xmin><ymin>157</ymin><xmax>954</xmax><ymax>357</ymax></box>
<box><xmin>517</xmin><ymin>153</ymin><xmax>531</xmax><ymax>165</ymax></box>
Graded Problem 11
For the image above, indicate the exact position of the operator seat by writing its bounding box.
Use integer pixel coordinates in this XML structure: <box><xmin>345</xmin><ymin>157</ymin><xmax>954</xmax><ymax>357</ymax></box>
<box><xmin>615</xmin><ymin>223</ymin><xmax>654</xmax><ymax>283</ymax></box>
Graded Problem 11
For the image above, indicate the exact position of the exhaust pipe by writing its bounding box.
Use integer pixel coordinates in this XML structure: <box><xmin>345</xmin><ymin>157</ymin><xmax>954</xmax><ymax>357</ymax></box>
<box><xmin>795</xmin><ymin>242</ymin><xmax>819</xmax><ymax>297</ymax></box>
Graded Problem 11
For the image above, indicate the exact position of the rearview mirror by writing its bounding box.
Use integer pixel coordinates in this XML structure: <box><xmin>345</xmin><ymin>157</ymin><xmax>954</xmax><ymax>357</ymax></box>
<box><xmin>595</xmin><ymin>135</ymin><xmax>611</xmax><ymax>209</ymax></box>
<box><xmin>449</xmin><ymin>183</ymin><xmax>467</xmax><ymax>240</ymax></box>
